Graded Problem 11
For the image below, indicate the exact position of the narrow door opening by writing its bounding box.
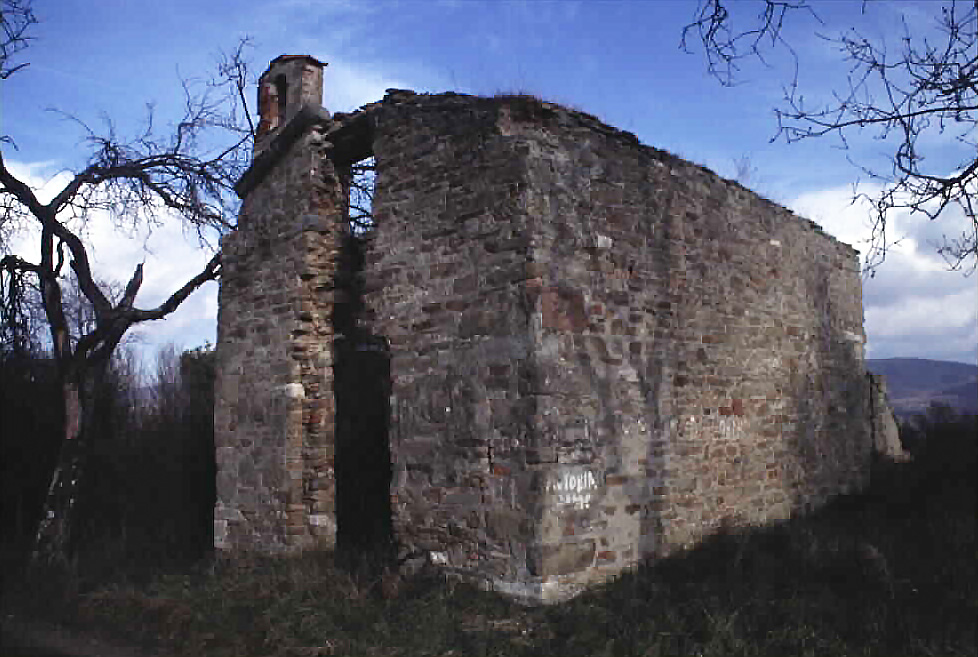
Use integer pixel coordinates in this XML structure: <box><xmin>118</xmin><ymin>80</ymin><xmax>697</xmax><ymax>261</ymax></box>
<box><xmin>333</xmin><ymin>156</ymin><xmax>392</xmax><ymax>563</ymax></box>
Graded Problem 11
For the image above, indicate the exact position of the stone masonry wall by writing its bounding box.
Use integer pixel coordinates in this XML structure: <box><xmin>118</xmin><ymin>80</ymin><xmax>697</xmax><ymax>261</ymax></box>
<box><xmin>361</xmin><ymin>93</ymin><xmax>872</xmax><ymax>602</ymax></box>
<box><xmin>216</xmin><ymin>73</ymin><xmax>876</xmax><ymax>603</ymax></box>
<box><xmin>215</xmin><ymin>120</ymin><xmax>345</xmax><ymax>551</ymax></box>
<box><xmin>868</xmin><ymin>373</ymin><xmax>906</xmax><ymax>460</ymax></box>
<box><xmin>364</xmin><ymin>94</ymin><xmax>541</xmax><ymax>589</ymax></box>
<box><xmin>505</xmin><ymin>98</ymin><xmax>871</xmax><ymax>597</ymax></box>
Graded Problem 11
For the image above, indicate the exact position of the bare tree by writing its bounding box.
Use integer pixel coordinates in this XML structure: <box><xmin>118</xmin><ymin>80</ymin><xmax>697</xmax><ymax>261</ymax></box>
<box><xmin>683</xmin><ymin>0</ymin><xmax>977</xmax><ymax>273</ymax></box>
<box><xmin>0</xmin><ymin>259</ymin><xmax>40</xmax><ymax>358</ymax></box>
<box><xmin>0</xmin><ymin>2</ymin><xmax>255</xmax><ymax>563</ymax></box>
<box><xmin>0</xmin><ymin>0</ymin><xmax>34</xmax><ymax>82</ymax></box>
<box><xmin>346</xmin><ymin>157</ymin><xmax>377</xmax><ymax>235</ymax></box>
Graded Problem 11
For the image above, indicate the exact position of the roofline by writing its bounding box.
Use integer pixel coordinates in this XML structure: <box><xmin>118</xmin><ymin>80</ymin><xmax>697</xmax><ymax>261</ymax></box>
<box><xmin>268</xmin><ymin>54</ymin><xmax>327</xmax><ymax>68</ymax></box>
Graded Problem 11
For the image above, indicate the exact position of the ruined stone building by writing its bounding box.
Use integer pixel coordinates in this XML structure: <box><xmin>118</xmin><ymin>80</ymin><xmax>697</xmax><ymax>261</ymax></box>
<box><xmin>214</xmin><ymin>55</ymin><xmax>896</xmax><ymax>602</ymax></box>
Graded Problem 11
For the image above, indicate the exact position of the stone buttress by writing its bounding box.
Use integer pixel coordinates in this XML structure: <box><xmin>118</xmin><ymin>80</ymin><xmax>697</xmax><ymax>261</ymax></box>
<box><xmin>214</xmin><ymin>56</ymin><xmax>343</xmax><ymax>551</ymax></box>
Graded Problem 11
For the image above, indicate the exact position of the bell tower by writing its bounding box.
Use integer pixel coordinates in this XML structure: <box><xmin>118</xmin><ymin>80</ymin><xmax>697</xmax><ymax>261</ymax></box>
<box><xmin>255</xmin><ymin>54</ymin><xmax>327</xmax><ymax>156</ymax></box>
<box><xmin>216</xmin><ymin>53</ymin><xmax>342</xmax><ymax>554</ymax></box>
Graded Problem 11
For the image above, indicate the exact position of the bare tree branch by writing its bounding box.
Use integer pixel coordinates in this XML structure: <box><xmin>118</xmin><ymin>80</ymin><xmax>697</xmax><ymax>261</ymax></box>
<box><xmin>0</xmin><ymin>4</ymin><xmax>256</xmax><ymax>562</ymax></box>
<box><xmin>684</xmin><ymin>0</ymin><xmax>977</xmax><ymax>272</ymax></box>
<box><xmin>347</xmin><ymin>158</ymin><xmax>376</xmax><ymax>234</ymax></box>
<box><xmin>681</xmin><ymin>0</ymin><xmax>819</xmax><ymax>87</ymax></box>
<box><xmin>130</xmin><ymin>251</ymin><xmax>221</xmax><ymax>322</ymax></box>
<box><xmin>0</xmin><ymin>0</ymin><xmax>35</xmax><ymax>80</ymax></box>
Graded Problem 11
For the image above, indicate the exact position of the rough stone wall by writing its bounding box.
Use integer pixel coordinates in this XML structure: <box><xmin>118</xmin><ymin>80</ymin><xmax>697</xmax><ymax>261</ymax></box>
<box><xmin>364</xmin><ymin>94</ymin><xmax>541</xmax><ymax>590</ymax></box>
<box><xmin>359</xmin><ymin>93</ymin><xmax>873</xmax><ymax>602</ymax></box>
<box><xmin>868</xmin><ymin>374</ymin><xmax>906</xmax><ymax>460</ymax></box>
<box><xmin>214</xmin><ymin>121</ymin><xmax>345</xmax><ymax>551</ymax></box>
<box><xmin>216</xmin><ymin>73</ymin><xmax>877</xmax><ymax>602</ymax></box>
<box><xmin>505</xmin><ymin>99</ymin><xmax>871</xmax><ymax>597</ymax></box>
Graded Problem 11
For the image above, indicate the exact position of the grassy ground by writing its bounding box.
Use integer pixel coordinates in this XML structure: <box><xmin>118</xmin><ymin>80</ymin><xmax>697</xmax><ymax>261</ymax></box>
<box><xmin>3</xmin><ymin>452</ymin><xmax>975</xmax><ymax>657</ymax></box>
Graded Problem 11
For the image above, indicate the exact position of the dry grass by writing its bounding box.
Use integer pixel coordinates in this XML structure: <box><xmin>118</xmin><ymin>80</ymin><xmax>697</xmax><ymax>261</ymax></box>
<box><xmin>4</xmin><ymin>431</ymin><xmax>975</xmax><ymax>657</ymax></box>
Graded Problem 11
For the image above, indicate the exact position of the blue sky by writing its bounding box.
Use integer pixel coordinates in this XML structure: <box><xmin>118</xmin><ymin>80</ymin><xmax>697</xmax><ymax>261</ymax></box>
<box><xmin>2</xmin><ymin>0</ymin><xmax>976</xmax><ymax>366</ymax></box>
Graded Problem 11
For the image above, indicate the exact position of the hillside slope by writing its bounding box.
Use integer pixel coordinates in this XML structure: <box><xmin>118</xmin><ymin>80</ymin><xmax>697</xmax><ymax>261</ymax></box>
<box><xmin>867</xmin><ymin>358</ymin><xmax>978</xmax><ymax>417</ymax></box>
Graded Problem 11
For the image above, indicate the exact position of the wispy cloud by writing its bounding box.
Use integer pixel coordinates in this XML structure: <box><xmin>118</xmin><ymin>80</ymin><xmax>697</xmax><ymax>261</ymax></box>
<box><xmin>789</xmin><ymin>184</ymin><xmax>977</xmax><ymax>364</ymax></box>
<box><xmin>322</xmin><ymin>60</ymin><xmax>412</xmax><ymax>113</ymax></box>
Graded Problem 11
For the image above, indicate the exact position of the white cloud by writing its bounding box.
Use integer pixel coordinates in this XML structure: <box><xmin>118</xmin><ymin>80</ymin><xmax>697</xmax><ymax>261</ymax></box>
<box><xmin>789</xmin><ymin>185</ymin><xmax>978</xmax><ymax>364</ymax></box>
<box><xmin>789</xmin><ymin>182</ymin><xmax>974</xmax><ymax>270</ymax></box>
<box><xmin>323</xmin><ymin>60</ymin><xmax>412</xmax><ymax>113</ymax></box>
<box><xmin>788</xmin><ymin>187</ymin><xmax>879</xmax><ymax>260</ymax></box>
<box><xmin>4</xmin><ymin>160</ymin><xmax>220</xmax><ymax>358</ymax></box>
<box><xmin>241</xmin><ymin>0</ymin><xmax>454</xmax><ymax>110</ymax></box>
<box><xmin>867</xmin><ymin>287</ymin><xmax>975</xmax><ymax>335</ymax></box>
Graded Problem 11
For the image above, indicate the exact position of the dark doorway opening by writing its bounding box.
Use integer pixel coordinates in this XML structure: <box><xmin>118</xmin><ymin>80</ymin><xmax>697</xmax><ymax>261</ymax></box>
<box><xmin>333</xmin><ymin>156</ymin><xmax>393</xmax><ymax>564</ymax></box>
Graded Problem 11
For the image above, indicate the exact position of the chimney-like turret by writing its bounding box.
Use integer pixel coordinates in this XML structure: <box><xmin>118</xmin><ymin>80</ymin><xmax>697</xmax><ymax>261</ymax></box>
<box><xmin>255</xmin><ymin>55</ymin><xmax>326</xmax><ymax>156</ymax></box>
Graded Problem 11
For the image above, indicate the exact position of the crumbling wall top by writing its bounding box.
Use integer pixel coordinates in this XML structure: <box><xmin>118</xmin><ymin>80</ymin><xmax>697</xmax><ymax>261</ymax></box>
<box><xmin>334</xmin><ymin>88</ymin><xmax>860</xmax><ymax>256</ymax></box>
<box><xmin>240</xmin><ymin>62</ymin><xmax>859</xmax><ymax>257</ymax></box>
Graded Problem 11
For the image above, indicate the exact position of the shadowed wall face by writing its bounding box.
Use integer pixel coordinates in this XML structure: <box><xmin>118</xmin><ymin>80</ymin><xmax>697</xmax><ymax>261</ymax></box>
<box><xmin>334</xmin><ymin>232</ymin><xmax>393</xmax><ymax>555</ymax></box>
<box><xmin>215</xmin><ymin>62</ymin><xmax>875</xmax><ymax>603</ymax></box>
<box><xmin>365</xmin><ymin>95</ymin><xmax>541</xmax><ymax>593</ymax></box>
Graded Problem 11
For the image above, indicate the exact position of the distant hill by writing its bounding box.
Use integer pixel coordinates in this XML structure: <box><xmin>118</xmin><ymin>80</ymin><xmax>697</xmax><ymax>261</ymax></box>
<box><xmin>867</xmin><ymin>358</ymin><xmax>978</xmax><ymax>418</ymax></box>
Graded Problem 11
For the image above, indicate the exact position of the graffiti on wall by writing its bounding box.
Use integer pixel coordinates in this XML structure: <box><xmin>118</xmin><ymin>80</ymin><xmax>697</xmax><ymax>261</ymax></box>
<box><xmin>548</xmin><ymin>467</ymin><xmax>600</xmax><ymax>509</ymax></box>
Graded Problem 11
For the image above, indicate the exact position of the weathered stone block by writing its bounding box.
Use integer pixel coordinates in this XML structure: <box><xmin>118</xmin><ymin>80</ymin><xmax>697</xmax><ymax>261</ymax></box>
<box><xmin>527</xmin><ymin>540</ymin><xmax>597</xmax><ymax>577</ymax></box>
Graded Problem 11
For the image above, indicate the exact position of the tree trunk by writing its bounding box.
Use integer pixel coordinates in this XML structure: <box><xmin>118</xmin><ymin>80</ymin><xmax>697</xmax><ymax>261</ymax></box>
<box><xmin>30</xmin><ymin>372</ymin><xmax>91</xmax><ymax>566</ymax></box>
